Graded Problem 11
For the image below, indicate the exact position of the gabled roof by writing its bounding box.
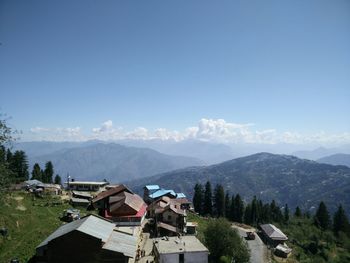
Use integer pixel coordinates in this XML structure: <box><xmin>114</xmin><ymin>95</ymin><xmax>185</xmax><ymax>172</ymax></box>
<box><xmin>109</xmin><ymin>192</ymin><xmax>145</xmax><ymax>214</ymax></box>
<box><xmin>164</xmin><ymin>204</ymin><xmax>186</xmax><ymax>216</ymax></box>
<box><xmin>67</xmin><ymin>181</ymin><xmax>109</xmax><ymax>186</ymax></box>
<box><xmin>37</xmin><ymin>215</ymin><xmax>114</xmax><ymax>249</ymax></box>
<box><xmin>260</xmin><ymin>224</ymin><xmax>288</xmax><ymax>240</ymax></box>
<box><xmin>149</xmin><ymin>189</ymin><xmax>176</xmax><ymax>199</ymax></box>
<box><xmin>25</xmin><ymin>179</ymin><xmax>44</xmax><ymax>187</ymax></box>
<box><xmin>92</xmin><ymin>184</ymin><xmax>133</xmax><ymax>203</ymax></box>
<box><xmin>145</xmin><ymin>185</ymin><xmax>160</xmax><ymax>190</ymax></box>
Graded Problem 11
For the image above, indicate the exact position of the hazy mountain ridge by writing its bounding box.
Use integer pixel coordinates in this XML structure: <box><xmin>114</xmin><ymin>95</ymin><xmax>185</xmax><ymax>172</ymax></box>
<box><xmin>317</xmin><ymin>153</ymin><xmax>350</xmax><ymax>168</ymax></box>
<box><xmin>127</xmin><ymin>152</ymin><xmax>350</xmax><ymax>215</ymax></box>
<box><xmin>26</xmin><ymin>143</ymin><xmax>204</xmax><ymax>182</ymax></box>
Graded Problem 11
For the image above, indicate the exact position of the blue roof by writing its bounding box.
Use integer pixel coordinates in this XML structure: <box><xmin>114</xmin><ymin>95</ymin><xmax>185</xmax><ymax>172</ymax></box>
<box><xmin>145</xmin><ymin>185</ymin><xmax>160</xmax><ymax>190</ymax></box>
<box><xmin>149</xmin><ymin>189</ymin><xmax>176</xmax><ymax>199</ymax></box>
<box><xmin>176</xmin><ymin>193</ymin><xmax>186</xmax><ymax>198</ymax></box>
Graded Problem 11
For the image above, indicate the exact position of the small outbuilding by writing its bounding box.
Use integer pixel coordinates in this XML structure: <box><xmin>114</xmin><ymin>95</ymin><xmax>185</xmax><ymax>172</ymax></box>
<box><xmin>260</xmin><ymin>224</ymin><xmax>288</xmax><ymax>247</ymax></box>
<box><xmin>153</xmin><ymin>236</ymin><xmax>208</xmax><ymax>263</ymax></box>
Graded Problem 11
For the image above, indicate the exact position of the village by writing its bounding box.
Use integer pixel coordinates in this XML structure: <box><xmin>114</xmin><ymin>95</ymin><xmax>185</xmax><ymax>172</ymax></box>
<box><xmin>15</xmin><ymin>179</ymin><xmax>293</xmax><ymax>263</ymax></box>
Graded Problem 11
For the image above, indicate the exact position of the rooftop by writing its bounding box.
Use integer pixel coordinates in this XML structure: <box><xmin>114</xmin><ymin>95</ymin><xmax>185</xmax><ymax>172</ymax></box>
<box><xmin>66</xmin><ymin>181</ymin><xmax>109</xmax><ymax>186</ymax></box>
<box><xmin>149</xmin><ymin>189</ymin><xmax>176</xmax><ymax>199</ymax></box>
<box><xmin>260</xmin><ymin>224</ymin><xmax>288</xmax><ymax>241</ymax></box>
<box><xmin>176</xmin><ymin>193</ymin><xmax>186</xmax><ymax>198</ymax></box>
<box><xmin>154</xmin><ymin>236</ymin><xmax>208</xmax><ymax>254</ymax></box>
<box><xmin>145</xmin><ymin>185</ymin><xmax>160</xmax><ymax>190</ymax></box>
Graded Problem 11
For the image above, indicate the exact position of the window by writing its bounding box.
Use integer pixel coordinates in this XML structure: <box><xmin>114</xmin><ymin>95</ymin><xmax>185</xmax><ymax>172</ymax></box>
<box><xmin>179</xmin><ymin>253</ymin><xmax>184</xmax><ymax>263</ymax></box>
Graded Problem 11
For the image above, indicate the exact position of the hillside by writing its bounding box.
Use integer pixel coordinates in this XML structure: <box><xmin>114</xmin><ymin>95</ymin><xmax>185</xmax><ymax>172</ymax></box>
<box><xmin>317</xmin><ymin>153</ymin><xmax>350</xmax><ymax>168</ymax></box>
<box><xmin>127</xmin><ymin>152</ymin><xmax>350</xmax><ymax>214</ymax></box>
<box><xmin>28</xmin><ymin>143</ymin><xmax>204</xmax><ymax>182</ymax></box>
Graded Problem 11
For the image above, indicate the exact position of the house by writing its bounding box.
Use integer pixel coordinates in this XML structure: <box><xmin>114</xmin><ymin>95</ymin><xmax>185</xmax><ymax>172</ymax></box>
<box><xmin>153</xmin><ymin>236</ymin><xmax>209</xmax><ymax>263</ymax></box>
<box><xmin>143</xmin><ymin>185</ymin><xmax>160</xmax><ymax>203</ymax></box>
<box><xmin>275</xmin><ymin>244</ymin><xmax>292</xmax><ymax>258</ymax></box>
<box><xmin>24</xmin><ymin>179</ymin><xmax>44</xmax><ymax>190</ymax></box>
<box><xmin>36</xmin><ymin>214</ymin><xmax>138</xmax><ymax>263</ymax></box>
<box><xmin>66</xmin><ymin>181</ymin><xmax>109</xmax><ymax>192</ymax></box>
<box><xmin>185</xmin><ymin>222</ymin><xmax>198</xmax><ymax>235</ymax></box>
<box><xmin>42</xmin><ymin>184</ymin><xmax>62</xmax><ymax>195</ymax></box>
<box><xmin>160</xmin><ymin>203</ymin><xmax>186</xmax><ymax>232</ymax></box>
<box><xmin>260</xmin><ymin>224</ymin><xmax>288</xmax><ymax>247</ymax></box>
<box><xmin>92</xmin><ymin>185</ymin><xmax>147</xmax><ymax>226</ymax></box>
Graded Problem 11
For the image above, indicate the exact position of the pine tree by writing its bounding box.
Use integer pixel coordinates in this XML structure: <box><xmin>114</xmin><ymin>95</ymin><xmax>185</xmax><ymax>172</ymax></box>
<box><xmin>314</xmin><ymin>201</ymin><xmax>331</xmax><ymax>230</ymax></box>
<box><xmin>44</xmin><ymin>161</ymin><xmax>54</xmax><ymax>183</ymax></box>
<box><xmin>31</xmin><ymin>163</ymin><xmax>42</xmax><ymax>181</ymax></box>
<box><xmin>193</xmin><ymin>183</ymin><xmax>203</xmax><ymax>215</ymax></box>
<box><xmin>0</xmin><ymin>145</ymin><xmax>5</xmax><ymax>163</ymax></box>
<box><xmin>54</xmin><ymin>174</ymin><xmax>62</xmax><ymax>185</ymax></box>
<box><xmin>283</xmin><ymin>204</ymin><xmax>289</xmax><ymax>224</ymax></box>
<box><xmin>230</xmin><ymin>195</ymin><xmax>235</xmax><ymax>221</ymax></box>
<box><xmin>225</xmin><ymin>192</ymin><xmax>231</xmax><ymax>219</ymax></box>
<box><xmin>294</xmin><ymin>206</ymin><xmax>302</xmax><ymax>217</ymax></box>
<box><xmin>250</xmin><ymin>196</ymin><xmax>258</xmax><ymax>225</ymax></box>
<box><xmin>234</xmin><ymin>194</ymin><xmax>244</xmax><ymax>223</ymax></box>
<box><xmin>214</xmin><ymin>184</ymin><xmax>225</xmax><ymax>217</ymax></box>
<box><xmin>244</xmin><ymin>204</ymin><xmax>252</xmax><ymax>224</ymax></box>
<box><xmin>203</xmin><ymin>181</ymin><xmax>213</xmax><ymax>216</ymax></box>
<box><xmin>9</xmin><ymin>150</ymin><xmax>29</xmax><ymax>182</ymax></box>
<box><xmin>6</xmin><ymin>149</ymin><xmax>12</xmax><ymax>163</ymax></box>
<box><xmin>333</xmin><ymin>205</ymin><xmax>350</xmax><ymax>237</ymax></box>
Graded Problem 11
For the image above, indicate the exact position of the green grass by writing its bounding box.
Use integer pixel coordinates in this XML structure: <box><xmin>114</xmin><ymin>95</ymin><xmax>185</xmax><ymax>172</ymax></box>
<box><xmin>0</xmin><ymin>191</ymin><xmax>80</xmax><ymax>262</ymax></box>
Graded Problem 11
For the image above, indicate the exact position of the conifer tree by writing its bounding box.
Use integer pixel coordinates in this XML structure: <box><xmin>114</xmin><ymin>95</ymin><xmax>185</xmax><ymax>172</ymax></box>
<box><xmin>225</xmin><ymin>192</ymin><xmax>231</xmax><ymax>219</ymax></box>
<box><xmin>193</xmin><ymin>183</ymin><xmax>203</xmax><ymax>215</ymax></box>
<box><xmin>203</xmin><ymin>181</ymin><xmax>213</xmax><ymax>216</ymax></box>
<box><xmin>283</xmin><ymin>204</ymin><xmax>289</xmax><ymax>224</ymax></box>
<box><xmin>9</xmin><ymin>150</ymin><xmax>29</xmax><ymax>182</ymax></box>
<box><xmin>294</xmin><ymin>206</ymin><xmax>302</xmax><ymax>217</ymax></box>
<box><xmin>0</xmin><ymin>145</ymin><xmax>5</xmax><ymax>163</ymax></box>
<box><xmin>54</xmin><ymin>174</ymin><xmax>62</xmax><ymax>185</ymax></box>
<box><xmin>44</xmin><ymin>161</ymin><xmax>54</xmax><ymax>183</ymax></box>
<box><xmin>214</xmin><ymin>184</ymin><xmax>225</xmax><ymax>217</ymax></box>
<box><xmin>230</xmin><ymin>195</ymin><xmax>235</xmax><ymax>221</ymax></box>
<box><xmin>314</xmin><ymin>201</ymin><xmax>331</xmax><ymax>230</ymax></box>
<box><xmin>234</xmin><ymin>194</ymin><xmax>244</xmax><ymax>223</ymax></box>
<box><xmin>31</xmin><ymin>163</ymin><xmax>42</xmax><ymax>181</ymax></box>
<box><xmin>333</xmin><ymin>205</ymin><xmax>350</xmax><ymax>237</ymax></box>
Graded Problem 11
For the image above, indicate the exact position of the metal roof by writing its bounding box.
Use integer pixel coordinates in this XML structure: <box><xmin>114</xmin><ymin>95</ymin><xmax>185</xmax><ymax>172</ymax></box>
<box><xmin>70</xmin><ymin>197</ymin><xmax>90</xmax><ymax>204</ymax></box>
<box><xmin>145</xmin><ymin>185</ymin><xmax>160</xmax><ymax>190</ymax></box>
<box><xmin>260</xmin><ymin>224</ymin><xmax>288</xmax><ymax>241</ymax></box>
<box><xmin>37</xmin><ymin>215</ymin><xmax>115</xmax><ymax>249</ymax></box>
<box><xmin>176</xmin><ymin>193</ymin><xmax>186</xmax><ymax>198</ymax></box>
<box><xmin>92</xmin><ymin>184</ymin><xmax>132</xmax><ymax>203</ymax></box>
<box><xmin>102</xmin><ymin>230</ymin><xmax>137</xmax><ymax>258</ymax></box>
<box><xmin>66</xmin><ymin>181</ymin><xmax>109</xmax><ymax>186</ymax></box>
<box><xmin>25</xmin><ymin>179</ymin><xmax>44</xmax><ymax>186</ymax></box>
<box><xmin>149</xmin><ymin>189</ymin><xmax>176</xmax><ymax>199</ymax></box>
<box><xmin>154</xmin><ymin>236</ymin><xmax>208</xmax><ymax>254</ymax></box>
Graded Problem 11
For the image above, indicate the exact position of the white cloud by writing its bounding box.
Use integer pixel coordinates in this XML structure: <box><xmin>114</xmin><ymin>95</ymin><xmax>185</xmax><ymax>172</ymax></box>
<box><xmin>26</xmin><ymin>118</ymin><xmax>350</xmax><ymax>145</ymax></box>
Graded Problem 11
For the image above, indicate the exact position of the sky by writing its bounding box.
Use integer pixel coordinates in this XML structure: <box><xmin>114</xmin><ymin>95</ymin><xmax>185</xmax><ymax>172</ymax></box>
<box><xmin>0</xmin><ymin>0</ymin><xmax>349</xmax><ymax>145</ymax></box>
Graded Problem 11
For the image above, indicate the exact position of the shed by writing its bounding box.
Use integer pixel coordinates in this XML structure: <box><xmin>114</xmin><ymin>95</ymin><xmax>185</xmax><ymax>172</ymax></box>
<box><xmin>260</xmin><ymin>224</ymin><xmax>288</xmax><ymax>247</ymax></box>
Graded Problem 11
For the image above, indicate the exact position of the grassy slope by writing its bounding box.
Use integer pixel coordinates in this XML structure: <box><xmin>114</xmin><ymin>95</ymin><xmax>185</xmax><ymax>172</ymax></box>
<box><xmin>0</xmin><ymin>191</ymin><xmax>71</xmax><ymax>262</ymax></box>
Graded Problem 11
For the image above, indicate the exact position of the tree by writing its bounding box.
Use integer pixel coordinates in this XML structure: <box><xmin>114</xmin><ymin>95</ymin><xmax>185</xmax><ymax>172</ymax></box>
<box><xmin>314</xmin><ymin>201</ymin><xmax>331</xmax><ymax>230</ymax></box>
<box><xmin>225</xmin><ymin>192</ymin><xmax>231</xmax><ymax>219</ymax></box>
<box><xmin>44</xmin><ymin>161</ymin><xmax>54</xmax><ymax>183</ymax></box>
<box><xmin>31</xmin><ymin>163</ymin><xmax>42</xmax><ymax>181</ymax></box>
<box><xmin>0</xmin><ymin>116</ymin><xmax>15</xmax><ymax>145</ymax></box>
<box><xmin>214</xmin><ymin>184</ymin><xmax>225</xmax><ymax>217</ymax></box>
<box><xmin>193</xmin><ymin>183</ymin><xmax>203</xmax><ymax>215</ymax></box>
<box><xmin>0</xmin><ymin>145</ymin><xmax>5</xmax><ymax>163</ymax></box>
<box><xmin>294</xmin><ymin>206</ymin><xmax>302</xmax><ymax>217</ymax></box>
<box><xmin>333</xmin><ymin>205</ymin><xmax>350</xmax><ymax>237</ymax></box>
<box><xmin>284</xmin><ymin>204</ymin><xmax>290</xmax><ymax>224</ymax></box>
<box><xmin>204</xmin><ymin>218</ymin><xmax>250</xmax><ymax>263</ymax></box>
<box><xmin>203</xmin><ymin>181</ymin><xmax>213</xmax><ymax>216</ymax></box>
<box><xmin>234</xmin><ymin>194</ymin><xmax>244</xmax><ymax>223</ymax></box>
<box><xmin>54</xmin><ymin>174</ymin><xmax>62</xmax><ymax>185</ymax></box>
<box><xmin>9</xmin><ymin>150</ymin><xmax>29</xmax><ymax>182</ymax></box>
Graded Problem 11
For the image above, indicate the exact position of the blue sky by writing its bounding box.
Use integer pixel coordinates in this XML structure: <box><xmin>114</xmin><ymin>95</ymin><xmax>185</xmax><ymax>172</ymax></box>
<box><xmin>0</xmin><ymin>1</ymin><xmax>349</xmax><ymax>144</ymax></box>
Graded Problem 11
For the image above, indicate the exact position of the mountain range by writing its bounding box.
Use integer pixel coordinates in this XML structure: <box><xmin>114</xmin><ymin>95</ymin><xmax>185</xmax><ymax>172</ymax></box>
<box><xmin>317</xmin><ymin>153</ymin><xmax>350</xmax><ymax>168</ymax></box>
<box><xmin>26</xmin><ymin>143</ymin><xmax>204</xmax><ymax>182</ymax></box>
<box><xmin>127</xmin><ymin>152</ymin><xmax>350</xmax><ymax>215</ymax></box>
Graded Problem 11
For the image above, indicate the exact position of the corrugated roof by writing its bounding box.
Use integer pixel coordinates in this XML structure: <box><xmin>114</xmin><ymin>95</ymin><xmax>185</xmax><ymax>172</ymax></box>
<box><xmin>157</xmin><ymin>222</ymin><xmax>177</xmax><ymax>233</ymax></box>
<box><xmin>149</xmin><ymin>189</ymin><xmax>176</xmax><ymax>199</ymax></box>
<box><xmin>145</xmin><ymin>185</ymin><xmax>160</xmax><ymax>190</ymax></box>
<box><xmin>70</xmin><ymin>197</ymin><xmax>90</xmax><ymax>204</ymax></box>
<box><xmin>260</xmin><ymin>224</ymin><xmax>288</xmax><ymax>240</ymax></box>
<box><xmin>102</xmin><ymin>230</ymin><xmax>137</xmax><ymax>258</ymax></box>
<box><xmin>37</xmin><ymin>215</ymin><xmax>115</xmax><ymax>249</ymax></box>
<box><xmin>67</xmin><ymin>181</ymin><xmax>109</xmax><ymax>186</ymax></box>
<box><xmin>92</xmin><ymin>184</ymin><xmax>132</xmax><ymax>203</ymax></box>
<box><xmin>176</xmin><ymin>193</ymin><xmax>186</xmax><ymax>198</ymax></box>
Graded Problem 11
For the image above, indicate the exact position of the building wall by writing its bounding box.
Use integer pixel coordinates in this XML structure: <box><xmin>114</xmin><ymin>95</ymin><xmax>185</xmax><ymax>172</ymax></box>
<box><xmin>158</xmin><ymin>252</ymin><xmax>208</xmax><ymax>263</ymax></box>
<box><xmin>41</xmin><ymin>230</ymin><xmax>128</xmax><ymax>263</ymax></box>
